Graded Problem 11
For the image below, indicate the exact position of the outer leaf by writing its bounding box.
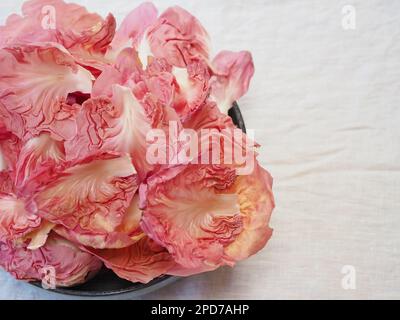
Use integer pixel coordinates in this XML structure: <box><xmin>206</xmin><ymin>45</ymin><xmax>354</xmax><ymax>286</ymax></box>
<box><xmin>210</xmin><ymin>51</ymin><xmax>255</xmax><ymax>114</ymax></box>
<box><xmin>106</xmin><ymin>2</ymin><xmax>158</xmax><ymax>62</ymax></box>
<box><xmin>86</xmin><ymin>236</ymin><xmax>174</xmax><ymax>284</ymax></box>
<box><xmin>54</xmin><ymin>194</ymin><xmax>144</xmax><ymax>249</ymax></box>
<box><xmin>0</xmin><ymin>0</ymin><xmax>116</xmax><ymax>69</ymax></box>
<box><xmin>0</xmin><ymin>233</ymin><xmax>102</xmax><ymax>287</ymax></box>
<box><xmin>171</xmin><ymin>59</ymin><xmax>210</xmax><ymax>121</ymax></box>
<box><xmin>147</xmin><ymin>6</ymin><xmax>210</xmax><ymax>67</ymax></box>
<box><xmin>0</xmin><ymin>194</ymin><xmax>41</xmax><ymax>243</ymax></box>
<box><xmin>34</xmin><ymin>153</ymin><xmax>138</xmax><ymax>249</ymax></box>
<box><xmin>0</xmin><ymin>43</ymin><xmax>93</xmax><ymax>140</ymax></box>
<box><xmin>15</xmin><ymin>134</ymin><xmax>65</xmax><ymax>190</ymax></box>
<box><xmin>141</xmin><ymin>162</ymin><xmax>274</xmax><ymax>272</ymax></box>
<box><xmin>141</xmin><ymin>164</ymin><xmax>243</xmax><ymax>271</ymax></box>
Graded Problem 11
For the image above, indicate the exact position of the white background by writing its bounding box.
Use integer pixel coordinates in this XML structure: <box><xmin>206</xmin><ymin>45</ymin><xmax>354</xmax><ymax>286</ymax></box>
<box><xmin>1</xmin><ymin>0</ymin><xmax>400</xmax><ymax>300</ymax></box>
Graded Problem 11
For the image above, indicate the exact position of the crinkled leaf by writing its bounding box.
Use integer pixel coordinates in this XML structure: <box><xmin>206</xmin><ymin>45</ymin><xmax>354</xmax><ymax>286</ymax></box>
<box><xmin>34</xmin><ymin>153</ymin><xmax>138</xmax><ymax>249</ymax></box>
<box><xmin>147</xmin><ymin>6</ymin><xmax>210</xmax><ymax>67</ymax></box>
<box><xmin>107</xmin><ymin>2</ymin><xmax>158</xmax><ymax>62</ymax></box>
<box><xmin>0</xmin><ymin>43</ymin><xmax>93</xmax><ymax>140</ymax></box>
<box><xmin>86</xmin><ymin>236</ymin><xmax>174</xmax><ymax>284</ymax></box>
<box><xmin>211</xmin><ymin>51</ymin><xmax>254</xmax><ymax>114</ymax></box>
<box><xmin>0</xmin><ymin>233</ymin><xmax>102</xmax><ymax>287</ymax></box>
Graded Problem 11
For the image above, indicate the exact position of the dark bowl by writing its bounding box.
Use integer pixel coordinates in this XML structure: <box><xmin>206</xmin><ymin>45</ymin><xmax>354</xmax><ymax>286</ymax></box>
<box><xmin>31</xmin><ymin>102</ymin><xmax>246</xmax><ymax>297</ymax></box>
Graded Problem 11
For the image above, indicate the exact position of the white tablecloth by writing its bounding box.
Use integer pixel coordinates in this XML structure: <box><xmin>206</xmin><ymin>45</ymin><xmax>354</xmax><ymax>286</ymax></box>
<box><xmin>1</xmin><ymin>0</ymin><xmax>399</xmax><ymax>300</ymax></box>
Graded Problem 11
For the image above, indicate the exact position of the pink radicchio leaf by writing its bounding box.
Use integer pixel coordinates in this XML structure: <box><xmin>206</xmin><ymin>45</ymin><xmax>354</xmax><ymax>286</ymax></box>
<box><xmin>85</xmin><ymin>236</ymin><xmax>175</xmax><ymax>284</ymax></box>
<box><xmin>93</xmin><ymin>48</ymin><xmax>143</xmax><ymax>98</ymax></box>
<box><xmin>0</xmin><ymin>193</ymin><xmax>41</xmax><ymax>244</ymax></box>
<box><xmin>66</xmin><ymin>85</ymin><xmax>180</xmax><ymax>180</ymax></box>
<box><xmin>0</xmin><ymin>43</ymin><xmax>93</xmax><ymax>141</ymax></box>
<box><xmin>15</xmin><ymin>133</ymin><xmax>65</xmax><ymax>191</ymax></box>
<box><xmin>0</xmin><ymin>121</ymin><xmax>8</xmax><ymax>140</ymax></box>
<box><xmin>0</xmin><ymin>132</ymin><xmax>22</xmax><ymax>172</ymax></box>
<box><xmin>171</xmin><ymin>59</ymin><xmax>211</xmax><ymax>121</ymax></box>
<box><xmin>145</xmin><ymin>57</ymin><xmax>173</xmax><ymax>75</ymax></box>
<box><xmin>221</xmin><ymin>163</ymin><xmax>275</xmax><ymax>263</ymax></box>
<box><xmin>142</xmin><ymin>71</ymin><xmax>175</xmax><ymax>108</ymax></box>
<box><xmin>33</xmin><ymin>153</ymin><xmax>139</xmax><ymax>249</ymax></box>
<box><xmin>0</xmin><ymin>102</ymin><xmax>25</xmax><ymax>141</ymax></box>
<box><xmin>179</xmin><ymin>100</ymin><xmax>258</xmax><ymax>175</ymax></box>
<box><xmin>140</xmin><ymin>164</ymin><xmax>243</xmax><ymax>272</ymax></box>
<box><xmin>147</xmin><ymin>6</ymin><xmax>210</xmax><ymax>68</ymax></box>
<box><xmin>106</xmin><ymin>2</ymin><xmax>158</xmax><ymax>63</ymax></box>
<box><xmin>183</xmin><ymin>100</ymin><xmax>236</xmax><ymax>132</ymax></box>
<box><xmin>54</xmin><ymin>193</ymin><xmax>144</xmax><ymax>249</ymax></box>
<box><xmin>65</xmin><ymin>86</ymin><xmax>150</xmax><ymax>163</ymax></box>
<box><xmin>141</xmin><ymin>162</ymin><xmax>274</xmax><ymax>273</ymax></box>
<box><xmin>0</xmin><ymin>169</ymin><xmax>45</xmax><ymax>246</ymax></box>
<box><xmin>0</xmin><ymin>170</ymin><xmax>15</xmax><ymax>194</ymax></box>
<box><xmin>0</xmin><ymin>241</ymin><xmax>41</xmax><ymax>282</ymax></box>
<box><xmin>64</xmin><ymin>96</ymin><xmax>120</xmax><ymax>161</ymax></box>
<box><xmin>0</xmin><ymin>8</ymin><xmax>55</xmax><ymax>48</ymax></box>
<box><xmin>210</xmin><ymin>51</ymin><xmax>255</xmax><ymax>114</ymax></box>
<box><xmin>0</xmin><ymin>233</ymin><xmax>102</xmax><ymax>287</ymax></box>
<box><xmin>23</xmin><ymin>220</ymin><xmax>55</xmax><ymax>250</ymax></box>
<box><xmin>93</xmin><ymin>50</ymin><xmax>175</xmax><ymax>105</ymax></box>
<box><xmin>106</xmin><ymin>85</ymin><xmax>164</xmax><ymax>180</ymax></box>
<box><xmin>0</xmin><ymin>0</ymin><xmax>116</xmax><ymax>70</ymax></box>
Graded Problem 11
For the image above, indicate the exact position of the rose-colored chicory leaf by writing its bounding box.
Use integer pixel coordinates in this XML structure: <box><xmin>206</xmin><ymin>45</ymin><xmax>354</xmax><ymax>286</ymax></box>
<box><xmin>171</xmin><ymin>59</ymin><xmax>210</xmax><ymax>121</ymax></box>
<box><xmin>0</xmin><ymin>43</ymin><xmax>93</xmax><ymax>140</ymax></box>
<box><xmin>93</xmin><ymin>50</ymin><xmax>176</xmax><ymax>106</ymax></box>
<box><xmin>24</xmin><ymin>220</ymin><xmax>55</xmax><ymax>250</ymax></box>
<box><xmin>0</xmin><ymin>193</ymin><xmax>41</xmax><ymax>243</ymax></box>
<box><xmin>0</xmin><ymin>121</ymin><xmax>8</xmax><ymax>140</ymax></box>
<box><xmin>0</xmin><ymin>170</ymin><xmax>14</xmax><ymax>194</ymax></box>
<box><xmin>86</xmin><ymin>236</ymin><xmax>174</xmax><ymax>284</ymax></box>
<box><xmin>140</xmin><ymin>164</ymin><xmax>243</xmax><ymax>271</ymax></box>
<box><xmin>222</xmin><ymin>164</ymin><xmax>275</xmax><ymax>262</ymax></box>
<box><xmin>210</xmin><ymin>51</ymin><xmax>255</xmax><ymax>114</ymax></box>
<box><xmin>183</xmin><ymin>100</ymin><xmax>236</xmax><ymax>132</ymax></box>
<box><xmin>66</xmin><ymin>84</ymin><xmax>180</xmax><ymax>180</ymax></box>
<box><xmin>15</xmin><ymin>133</ymin><xmax>65</xmax><ymax>190</ymax></box>
<box><xmin>141</xmin><ymin>160</ymin><xmax>274</xmax><ymax>273</ymax></box>
<box><xmin>178</xmin><ymin>99</ymin><xmax>258</xmax><ymax>175</ymax></box>
<box><xmin>0</xmin><ymin>0</ymin><xmax>116</xmax><ymax>70</ymax></box>
<box><xmin>0</xmin><ymin>132</ymin><xmax>22</xmax><ymax>172</ymax></box>
<box><xmin>65</xmin><ymin>86</ymin><xmax>150</xmax><ymax>164</ymax></box>
<box><xmin>0</xmin><ymin>233</ymin><xmax>102</xmax><ymax>287</ymax></box>
<box><xmin>106</xmin><ymin>2</ymin><xmax>158</xmax><ymax>62</ymax></box>
<box><xmin>147</xmin><ymin>6</ymin><xmax>210</xmax><ymax>67</ymax></box>
<box><xmin>93</xmin><ymin>48</ymin><xmax>143</xmax><ymax>98</ymax></box>
<box><xmin>54</xmin><ymin>193</ymin><xmax>144</xmax><ymax>249</ymax></box>
<box><xmin>33</xmin><ymin>153</ymin><xmax>139</xmax><ymax>249</ymax></box>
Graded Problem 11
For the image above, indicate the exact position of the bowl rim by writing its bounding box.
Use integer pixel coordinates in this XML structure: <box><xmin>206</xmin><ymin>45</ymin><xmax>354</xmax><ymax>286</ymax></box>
<box><xmin>31</xmin><ymin>274</ymin><xmax>177</xmax><ymax>297</ymax></box>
